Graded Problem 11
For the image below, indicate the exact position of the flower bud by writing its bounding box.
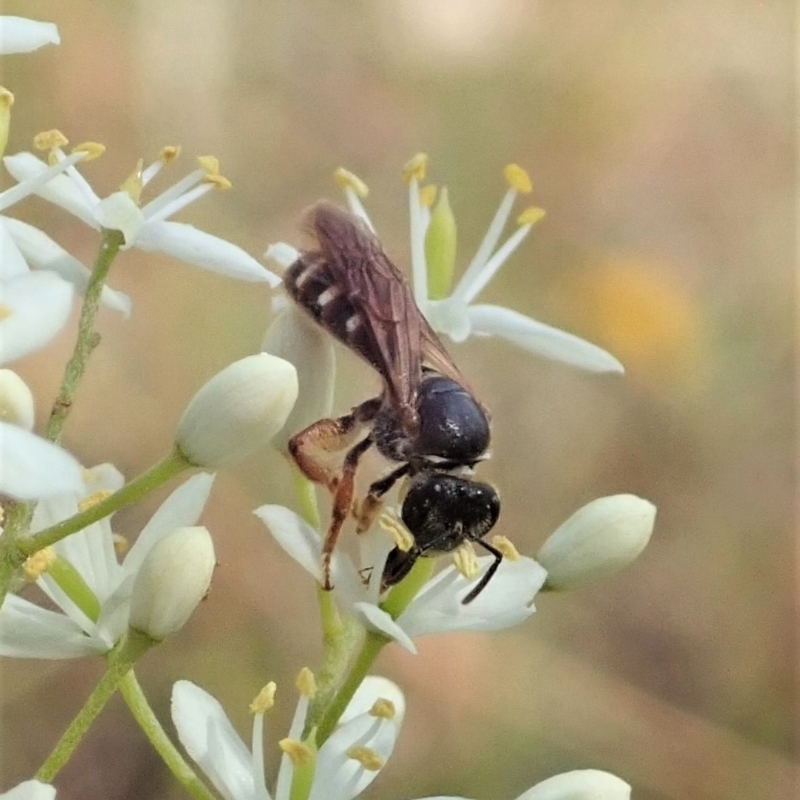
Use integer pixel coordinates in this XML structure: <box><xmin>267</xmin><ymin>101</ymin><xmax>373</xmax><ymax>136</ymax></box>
<box><xmin>129</xmin><ymin>526</ymin><xmax>215</xmax><ymax>640</ymax></box>
<box><xmin>537</xmin><ymin>495</ymin><xmax>656</xmax><ymax>591</ymax></box>
<box><xmin>0</xmin><ymin>369</ymin><xmax>35</xmax><ymax>429</ymax></box>
<box><xmin>519</xmin><ymin>769</ymin><xmax>631</xmax><ymax>800</ymax></box>
<box><xmin>177</xmin><ymin>353</ymin><xmax>298</xmax><ymax>467</ymax></box>
<box><xmin>262</xmin><ymin>306</ymin><xmax>334</xmax><ymax>451</ymax></box>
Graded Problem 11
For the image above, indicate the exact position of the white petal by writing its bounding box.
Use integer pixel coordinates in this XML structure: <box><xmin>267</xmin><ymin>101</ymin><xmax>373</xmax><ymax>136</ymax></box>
<box><xmin>340</xmin><ymin>676</ymin><xmax>406</xmax><ymax>725</ymax></box>
<box><xmin>0</xmin><ymin>780</ymin><xmax>57</xmax><ymax>800</ymax></box>
<box><xmin>422</xmin><ymin>298</ymin><xmax>472</xmax><ymax>343</ymax></box>
<box><xmin>2</xmin><ymin>216</ymin><xmax>131</xmax><ymax>315</ymax></box>
<box><xmin>0</xmin><ymin>423</ymin><xmax>83</xmax><ymax>499</ymax></box>
<box><xmin>2</xmin><ymin>153</ymin><xmax>100</xmax><ymax>228</ymax></box>
<box><xmin>398</xmin><ymin>556</ymin><xmax>546</xmax><ymax>637</ymax></box>
<box><xmin>263</xmin><ymin>242</ymin><xmax>299</xmax><ymax>270</ymax></box>
<box><xmin>0</xmin><ymin>369</ymin><xmax>35</xmax><ymax>429</ymax></box>
<box><xmin>0</xmin><ymin>220</ymin><xmax>31</xmax><ymax>277</ymax></box>
<box><xmin>253</xmin><ymin>504</ymin><xmax>360</xmax><ymax>595</ymax></box>
<box><xmin>0</xmin><ymin>17</ymin><xmax>60</xmax><ymax>54</ymax></box>
<box><xmin>124</xmin><ymin>472</ymin><xmax>215</xmax><ymax>576</ymax></box>
<box><xmin>95</xmin><ymin>192</ymin><xmax>145</xmax><ymax>246</ymax></box>
<box><xmin>262</xmin><ymin>305</ymin><xmax>336</xmax><ymax>450</ymax></box>
<box><xmin>310</xmin><ymin>678</ymin><xmax>404</xmax><ymax>800</ymax></box>
<box><xmin>136</xmin><ymin>220</ymin><xmax>281</xmax><ymax>284</ymax></box>
<box><xmin>467</xmin><ymin>304</ymin><xmax>625</xmax><ymax>373</ymax></box>
<box><xmin>517</xmin><ymin>769</ymin><xmax>631</xmax><ymax>800</ymax></box>
<box><xmin>171</xmin><ymin>681</ymin><xmax>259</xmax><ymax>800</ymax></box>
<box><xmin>0</xmin><ymin>271</ymin><xmax>74</xmax><ymax>364</ymax></box>
<box><xmin>0</xmin><ymin>594</ymin><xmax>107</xmax><ymax>658</ymax></box>
<box><xmin>351</xmin><ymin>602</ymin><xmax>417</xmax><ymax>654</ymax></box>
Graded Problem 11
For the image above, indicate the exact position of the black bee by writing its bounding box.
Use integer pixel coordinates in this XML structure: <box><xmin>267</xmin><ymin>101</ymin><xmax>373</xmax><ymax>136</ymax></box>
<box><xmin>285</xmin><ymin>202</ymin><xmax>503</xmax><ymax>603</ymax></box>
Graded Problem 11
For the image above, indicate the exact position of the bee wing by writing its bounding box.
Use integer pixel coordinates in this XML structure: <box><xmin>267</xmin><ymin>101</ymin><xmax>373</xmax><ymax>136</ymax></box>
<box><xmin>309</xmin><ymin>202</ymin><xmax>423</xmax><ymax>415</ymax></box>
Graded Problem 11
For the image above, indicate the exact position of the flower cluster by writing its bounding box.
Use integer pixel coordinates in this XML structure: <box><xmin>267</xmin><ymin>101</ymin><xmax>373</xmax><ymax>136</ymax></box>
<box><xmin>0</xmin><ymin>14</ymin><xmax>655</xmax><ymax>800</ymax></box>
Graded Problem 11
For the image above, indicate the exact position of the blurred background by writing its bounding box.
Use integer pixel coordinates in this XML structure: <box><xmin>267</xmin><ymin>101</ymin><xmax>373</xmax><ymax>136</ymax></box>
<box><xmin>1</xmin><ymin>1</ymin><xmax>796</xmax><ymax>798</ymax></box>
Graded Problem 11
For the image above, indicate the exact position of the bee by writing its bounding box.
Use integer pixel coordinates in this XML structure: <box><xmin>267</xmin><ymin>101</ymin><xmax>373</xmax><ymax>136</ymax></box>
<box><xmin>285</xmin><ymin>201</ymin><xmax>503</xmax><ymax>604</ymax></box>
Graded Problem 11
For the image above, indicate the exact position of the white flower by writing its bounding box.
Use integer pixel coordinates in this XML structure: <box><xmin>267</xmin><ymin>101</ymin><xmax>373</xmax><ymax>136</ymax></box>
<box><xmin>537</xmin><ymin>494</ymin><xmax>656</xmax><ymax>591</ymax></box>
<box><xmin>266</xmin><ymin>158</ymin><xmax>623</xmax><ymax>373</ymax></box>
<box><xmin>0</xmin><ymin>17</ymin><xmax>59</xmax><ymax>55</ymax></box>
<box><xmin>0</xmin><ymin>470</ymin><xmax>214</xmax><ymax>658</ymax></box>
<box><xmin>0</xmin><ymin>369</ymin><xmax>34</xmax><ymax>429</ymax></box>
<box><xmin>261</xmin><ymin>304</ymin><xmax>336</xmax><ymax>451</ymax></box>
<box><xmin>177</xmin><ymin>354</ymin><xmax>299</xmax><ymax>467</ymax></box>
<box><xmin>517</xmin><ymin>769</ymin><xmax>631</xmax><ymax>800</ymax></box>
<box><xmin>128</xmin><ymin>526</ymin><xmax>215</xmax><ymax>640</ymax></box>
<box><xmin>171</xmin><ymin>675</ymin><xmax>405</xmax><ymax>800</ymax></box>
<box><xmin>254</xmin><ymin>504</ymin><xmax>546</xmax><ymax>654</ymax></box>
<box><xmin>3</xmin><ymin>146</ymin><xmax>280</xmax><ymax>284</ymax></box>
<box><xmin>0</xmin><ymin>781</ymin><xmax>56</xmax><ymax>800</ymax></box>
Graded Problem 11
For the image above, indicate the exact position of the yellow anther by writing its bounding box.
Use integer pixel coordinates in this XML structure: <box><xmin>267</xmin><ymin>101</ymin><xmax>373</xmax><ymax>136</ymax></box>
<box><xmin>0</xmin><ymin>304</ymin><xmax>11</xmax><ymax>321</ymax></box>
<box><xmin>279</xmin><ymin>738</ymin><xmax>315</xmax><ymax>766</ymax></box>
<box><xmin>204</xmin><ymin>173</ymin><xmax>232</xmax><ymax>190</ymax></box>
<box><xmin>112</xmin><ymin>533</ymin><xmax>129</xmax><ymax>555</ymax></box>
<box><xmin>378</xmin><ymin>511</ymin><xmax>415</xmax><ymax>552</ymax></box>
<box><xmin>491</xmin><ymin>535</ymin><xmax>520</xmax><ymax>561</ymax></box>
<box><xmin>119</xmin><ymin>159</ymin><xmax>144</xmax><ymax>204</ymax></box>
<box><xmin>333</xmin><ymin>167</ymin><xmax>369</xmax><ymax>198</ymax></box>
<box><xmin>0</xmin><ymin>89</ymin><xmax>12</xmax><ymax>158</ymax></box>
<box><xmin>504</xmin><ymin>163</ymin><xmax>532</xmax><ymax>193</ymax></box>
<box><xmin>296</xmin><ymin>667</ymin><xmax>317</xmax><ymax>698</ymax></box>
<box><xmin>418</xmin><ymin>183</ymin><xmax>438</xmax><ymax>209</ymax></box>
<box><xmin>453</xmin><ymin>542</ymin><xmax>480</xmax><ymax>580</ymax></box>
<box><xmin>517</xmin><ymin>206</ymin><xmax>546</xmax><ymax>227</ymax></box>
<box><xmin>249</xmin><ymin>681</ymin><xmax>277</xmax><ymax>714</ymax></box>
<box><xmin>346</xmin><ymin>746</ymin><xmax>384</xmax><ymax>771</ymax></box>
<box><xmin>402</xmin><ymin>153</ymin><xmax>428</xmax><ymax>184</ymax></box>
<box><xmin>197</xmin><ymin>155</ymin><xmax>220</xmax><ymax>175</ymax></box>
<box><xmin>0</xmin><ymin>88</ymin><xmax>14</xmax><ymax>110</ymax></box>
<box><xmin>78</xmin><ymin>490</ymin><xmax>114</xmax><ymax>513</ymax></box>
<box><xmin>160</xmin><ymin>145</ymin><xmax>181</xmax><ymax>163</ymax></box>
<box><xmin>34</xmin><ymin>129</ymin><xmax>68</xmax><ymax>151</ymax></box>
<box><xmin>23</xmin><ymin>548</ymin><xmax>56</xmax><ymax>582</ymax></box>
<box><xmin>369</xmin><ymin>698</ymin><xmax>396</xmax><ymax>719</ymax></box>
<box><xmin>72</xmin><ymin>142</ymin><xmax>105</xmax><ymax>161</ymax></box>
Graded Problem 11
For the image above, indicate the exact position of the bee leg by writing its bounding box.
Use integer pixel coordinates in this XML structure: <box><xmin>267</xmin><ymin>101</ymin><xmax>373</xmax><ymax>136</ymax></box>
<box><xmin>321</xmin><ymin>435</ymin><xmax>374</xmax><ymax>590</ymax></box>
<box><xmin>354</xmin><ymin>463</ymin><xmax>411</xmax><ymax>533</ymax></box>
<box><xmin>289</xmin><ymin>397</ymin><xmax>380</xmax><ymax>491</ymax></box>
<box><xmin>461</xmin><ymin>540</ymin><xmax>504</xmax><ymax>605</ymax></box>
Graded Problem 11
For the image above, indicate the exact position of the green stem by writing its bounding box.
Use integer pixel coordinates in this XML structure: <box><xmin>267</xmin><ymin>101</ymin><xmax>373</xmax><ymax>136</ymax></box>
<box><xmin>119</xmin><ymin>671</ymin><xmax>216</xmax><ymax>800</ymax></box>
<box><xmin>46</xmin><ymin>228</ymin><xmax>124</xmax><ymax>445</ymax></box>
<box><xmin>315</xmin><ymin>631</ymin><xmax>388</xmax><ymax>746</ymax></box>
<box><xmin>36</xmin><ymin>629</ymin><xmax>155</xmax><ymax>782</ymax></box>
<box><xmin>19</xmin><ymin>447</ymin><xmax>192</xmax><ymax>556</ymax></box>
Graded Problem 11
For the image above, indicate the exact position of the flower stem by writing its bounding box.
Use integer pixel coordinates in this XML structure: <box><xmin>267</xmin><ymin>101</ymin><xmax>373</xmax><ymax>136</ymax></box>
<box><xmin>35</xmin><ymin>629</ymin><xmax>154</xmax><ymax>782</ymax></box>
<box><xmin>119</xmin><ymin>671</ymin><xmax>216</xmax><ymax>800</ymax></box>
<box><xmin>18</xmin><ymin>446</ymin><xmax>193</xmax><ymax>556</ymax></box>
<box><xmin>314</xmin><ymin>630</ymin><xmax>388</xmax><ymax>746</ymax></box>
<box><xmin>46</xmin><ymin>228</ymin><xmax>125</xmax><ymax>445</ymax></box>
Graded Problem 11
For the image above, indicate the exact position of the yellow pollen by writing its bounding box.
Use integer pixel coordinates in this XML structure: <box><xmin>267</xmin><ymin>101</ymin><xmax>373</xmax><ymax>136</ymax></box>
<box><xmin>197</xmin><ymin>155</ymin><xmax>220</xmax><ymax>175</ymax></box>
<box><xmin>346</xmin><ymin>746</ymin><xmax>384</xmax><ymax>771</ymax></box>
<box><xmin>418</xmin><ymin>183</ymin><xmax>438</xmax><ymax>209</ymax></box>
<box><xmin>296</xmin><ymin>667</ymin><xmax>317</xmax><ymax>698</ymax></box>
<box><xmin>504</xmin><ymin>163</ymin><xmax>532</xmax><ymax>193</ymax></box>
<box><xmin>279</xmin><ymin>738</ymin><xmax>314</xmax><ymax>766</ymax></box>
<box><xmin>72</xmin><ymin>142</ymin><xmax>105</xmax><ymax>161</ymax></box>
<box><xmin>453</xmin><ymin>542</ymin><xmax>480</xmax><ymax>580</ymax></box>
<box><xmin>78</xmin><ymin>490</ymin><xmax>114</xmax><ymax>512</ymax></box>
<box><xmin>333</xmin><ymin>167</ymin><xmax>369</xmax><ymax>198</ymax></box>
<box><xmin>249</xmin><ymin>681</ymin><xmax>277</xmax><ymax>714</ymax></box>
<box><xmin>402</xmin><ymin>153</ymin><xmax>428</xmax><ymax>184</ymax></box>
<box><xmin>119</xmin><ymin>159</ymin><xmax>144</xmax><ymax>203</ymax></box>
<box><xmin>23</xmin><ymin>548</ymin><xmax>56</xmax><ymax>581</ymax></box>
<box><xmin>0</xmin><ymin>88</ymin><xmax>14</xmax><ymax>110</ymax></box>
<box><xmin>112</xmin><ymin>533</ymin><xmax>129</xmax><ymax>555</ymax></box>
<box><xmin>369</xmin><ymin>698</ymin><xmax>395</xmax><ymax>719</ymax></box>
<box><xmin>160</xmin><ymin>145</ymin><xmax>181</xmax><ymax>162</ymax></box>
<box><xmin>0</xmin><ymin>303</ymin><xmax>11</xmax><ymax>321</ymax></box>
<box><xmin>204</xmin><ymin>173</ymin><xmax>232</xmax><ymax>190</ymax></box>
<box><xmin>517</xmin><ymin>206</ymin><xmax>546</xmax><ymax>227</ymax></box>
<box><xmin>491</xmin><ymin>535</ymin><xmax>520</xmax><ymax>561</ymax></box>
<box><xmin>378</xmin><ymin>511</ymin><xmax>415</xmax><ymax>552</ymax></box>
<box><xmin>34</xmin><ymin>129</ymin><xmax>68</xmax><ymax>151</ymax></box>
